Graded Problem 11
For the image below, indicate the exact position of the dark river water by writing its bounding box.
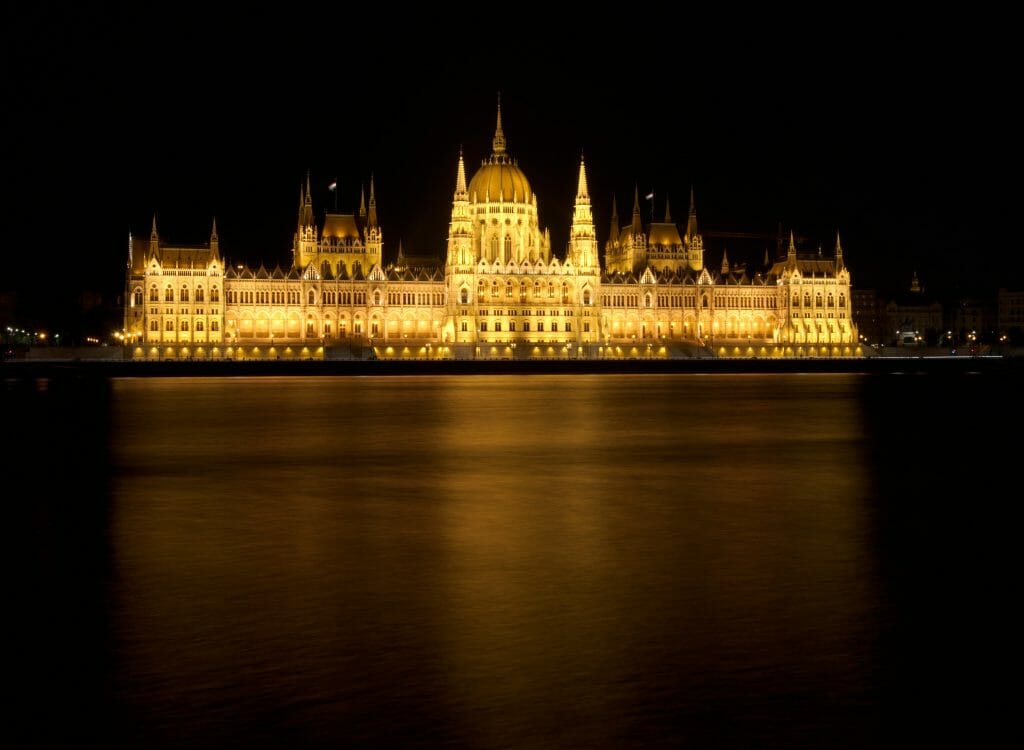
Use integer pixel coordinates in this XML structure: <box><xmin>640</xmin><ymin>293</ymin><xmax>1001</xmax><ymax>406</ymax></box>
<box><xmin>8</xmin><ymin>372</ymin><xmax>1020</xmax><ymax>748</ymax></box>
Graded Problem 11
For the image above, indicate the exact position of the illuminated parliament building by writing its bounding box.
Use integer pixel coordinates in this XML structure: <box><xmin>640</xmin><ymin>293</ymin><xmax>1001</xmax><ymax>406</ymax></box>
<box><xmin>123</xmin><ymin>104</ymin><xmax>860</xmax><ymax>360</ymax></box>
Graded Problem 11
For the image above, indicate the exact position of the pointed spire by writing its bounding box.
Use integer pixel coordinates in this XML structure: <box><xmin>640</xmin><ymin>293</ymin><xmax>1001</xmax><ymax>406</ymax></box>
<box><xmin>632</xmin><ymin>185</ymin><xmax>640</xmax><ymax>215</ymax></box>
<box><xmin>150</xmin><ymin>214</ymin><xmax>158</xmax><ymax>239</ymax></box>
<box><xmin>721</xmin><ymin>249</ymin><xmax>730</xmax><ymax>275</ymax></box>
<box><xmin>367</xmin><ymin>174</ymin><xmax>378</xmax><ymax>228</ymax></box>
<box><xmin>211</xmin><ymin>217</ymin><xmax>218</xmax><ymax>242</ymax></box>
<box><xmin>664</xmin><ymin>196</ymin><xmax>672</xmax><ymax>223</ymax></box>
<box><xmin>492</xmin><ymin>92</ymin><xmax>506</xmax><ymax>156</ymax></box>
<box><xmin>455</xmin><ymin>147</ymin><xmax>467</xmax><ymax>195</ymax></box>
<box><xmin>359</xmin><ymin>184</ymin><xmax>366</xmax><ymax>217</ymax></box>
<box><xmin>686</xmin><ymin>185</ymin><xmax>698</xmax><ymax>239</ymax></box>
<box><xmin>576</xmin><ymin>153</ymin><xmax>589</xmax><ymax>199</ymax></box>
<box><xmin>787</xmin><ymin>230</ymin><xmax>796</xmax><ymax>258</ymax></box>
<box><xmin>835</xmin><ymin>230</ymin><xmax>844</xmax><ymax>269</ymax></box>
<box><xmin>304</xmin><ymin>170</ymin><xmax>312</xmax><ymax>205</ymax></box>
<box><xmin>764</xmin><ymin>247</ymin><xmax>771</xmax><ymax>267</ymax></box>
<box><xmin>609</xmin><ymin>195</ymin><xmax>619</xmax><ymax>240</ymax></box>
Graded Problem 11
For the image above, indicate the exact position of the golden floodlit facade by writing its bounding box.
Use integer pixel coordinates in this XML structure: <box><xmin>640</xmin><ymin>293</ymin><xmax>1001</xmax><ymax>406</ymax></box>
<box><xmin>123</xmin><ymin>104</ymin><xmax>860</xmax><ymax>360</ymax></box>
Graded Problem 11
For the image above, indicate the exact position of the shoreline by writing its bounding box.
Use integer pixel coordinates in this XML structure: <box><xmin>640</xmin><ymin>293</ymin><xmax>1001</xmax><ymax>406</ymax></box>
<box><xmin>2</xmin><ymin>355</ymin><xmax>1018</xmax><ymax>379</ymax></box>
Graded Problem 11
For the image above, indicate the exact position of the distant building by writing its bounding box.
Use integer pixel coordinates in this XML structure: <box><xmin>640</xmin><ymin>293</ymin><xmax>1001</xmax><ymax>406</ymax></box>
<box><xmin>851</xmin><ymin>288</ymin><xmax>885</xmax><ymax>346</ymax></box>
<box><xmin>123</xmin><ymin>101</ymin><xmax>860</xmax><ymax>360</ymax></box>
<box><xmin>886</xmin><ymin>272</ymin><xmax>942</xmax><ymax>345</ymax></box>
<box><xmin>997</xmin><ymin>288</ymin><xmax>1024</xmax><ymax>340</ymax></box>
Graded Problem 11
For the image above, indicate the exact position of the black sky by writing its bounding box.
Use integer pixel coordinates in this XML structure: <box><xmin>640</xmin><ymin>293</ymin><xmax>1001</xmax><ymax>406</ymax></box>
<box><xmin>2</xmin><ymin>6</ymin><xmax>1016</xmax><ymax>329</ymax></box>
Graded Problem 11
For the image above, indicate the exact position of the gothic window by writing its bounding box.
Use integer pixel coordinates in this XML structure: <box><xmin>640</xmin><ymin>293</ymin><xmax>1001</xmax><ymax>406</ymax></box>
<box><xmin>815</xmin><ymin>293</ymin><xmax>823</xmax><ymax>307</ymax></box>
<box><xmin>645</xmin><ymin>293</ymin><xmax>652</xmax><ymax>308</ymax></box>
<box><xmin>490</xmin><ymin>236</ymin><xmax>498</xmax><ymax>257</ymax></box>
<box><xmin>180</xmin><ymin>286</ymin><xmax>189</xmax><ymax>302</ymax></box>
<box><xmin>460</xmin><ymin>288</ymin><xmax>469</xmax><ymax>304</ymax></box>
<box><xmin>492</xmin><ymin>280</ymin><xmax>499</xmax><ymax>297</ymax></box>
<box><xmin>504</xmin><ymin>235</ymin><xmax>512</xmax><ymax>261</ymax></box>
<box><xmin>211</xmin><ymin>287</ymin><xmax>220</xmax><ymax>303</ymax></box>
<box><xmin>480</xmin><ymin>321</ymin><xmax>488</xmax><ymax>332</ymax></box>
<box><xmin>548</xmin><ymin>282</ymin><xmax>554</xmax><ymax>298</ymax></box>
<box><xmin>839</xmin><ymin>294</ymin><xmax>846</xmax><ymax>308</ymax></box>
<box><xmin>196</xmin><ymin>287</ymin><xmax>205</xmax><ymax>302</ymax></box>
<box><xmin>165</xmin><ymin>286</ymin><xmax>174</xmax><ymax>302</ymax></box>
<box><xmin>306</xmin><ymin>318</ymin><xmax>315</xmax><ymax>334</ymax></box>
<box><xmin>211</xmin><ymin>321</ymin><xmax>219</xmax><ymax>331</ymax></box>
<box><xmin>562</xmin><ymin>283</ymin><xmax>569</xmax><ymax>303</ymax></box>
<box><xmin>308</xmin><ymin>290</ymin><xmax>315</xmax><ymax>305</ymax></box>
<box><xmin>523</xmin><ymin>321</ymin><xmax>530</xmax><ymax>332</ymax></box>
<box><xmin>180</xmin><ymin>320</ymin><xmax>189</xmax><ymax>331</ymax></box>
<box><xmin>506</xmin><ymin>282</ymin><xmax>513</xmax><ymax>297</ymax></box>
<box><xmin>133</xmin><ymin>289</ymin><xmax>143</xmax><ymax>306</ymax></box>
<box><xmin>196</xmin><ymin>321</ymin><xmax>204</xmax><ymax>332</ymax></box>
<box><xmin>374</xmin><ymin>291</ymin><xmax>381</xmax><ymax>305</ymax></box>
<box><xmin>827</xmin><ymin>294</ymin><xmax>834</xmax><ymax>307</ymax></box>
<box><xmin>150</xmin><ymin>320</ymin><xmax>158</xmax><ymax>331</ymax></box>
<box><xmin>165</xmin><ymin>320</ymin><xmax>173</xmax><ymax>331</ymax></box>
<box><xmin>583</xmin><ymin>289</ymin><xmax>591</xmax><ymax>305</ymax></box>
<box><xmin>149</xmin><ymin>286</ymin><xmax>159</xmax><ymax>302</ymax></box>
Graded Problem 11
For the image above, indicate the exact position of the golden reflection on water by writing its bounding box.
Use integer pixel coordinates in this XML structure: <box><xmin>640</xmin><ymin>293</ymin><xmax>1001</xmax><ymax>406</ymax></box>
<box><xmin>107</xmin><ymin>374</ymin><xmax>875</xmax><ymax>747</ymax></box>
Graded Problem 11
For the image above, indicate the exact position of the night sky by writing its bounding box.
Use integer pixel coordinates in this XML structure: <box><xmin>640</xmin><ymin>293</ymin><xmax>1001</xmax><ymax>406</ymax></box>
<box><xmin>3</xmin><ymin>6</ymin><xmax>1015</xmax><ymax>331</ymax></box>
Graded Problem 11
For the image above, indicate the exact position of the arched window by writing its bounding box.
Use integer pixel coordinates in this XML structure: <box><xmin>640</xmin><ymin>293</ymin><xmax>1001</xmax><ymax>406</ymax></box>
<box><xmin>165</xmin><ymin>286</ymin><xmax>174</xmax><ymax>302</ymax></box>
<box><xmin>645</xmin><ymin>293</ymin><xmax>652</xmax><ymax>308</ymax></box>
<box><xmin>583</xmin><ymin>289</ymin><xmax>591</xmax><ymax>305</ymax></box>
<box><xmin>562</xmin><ymin>282</ymin><xmax>569</xmax><ymax>303</ymax></box>
<box><xmin>460</xmin><ymin>288</ymin><xmax>469</xmax><ymax>304</ymax></box>
<box><xmin>827</xmin><ymin>294</ymin><xmax>834</xmax><ymax>307</ymax></box>
<box><xmin>804</xmin><ymin>293</ymin><xmax>811</xmax><ymax>307</ymax></box>
<box><xmin>196</xmin><ymin>321</ymin><xmax>204</xmax><ymax>332</ymax></box>
<box><xmin>150</xmin><ymin>320</ymin><xmax>159</xmax><ymax>331</ymax></box>
<box><xmin>308</xmin><ymin>290</ymin><xmax>315</xmax><ymax>305</ymax></box>
<box><xmin>306</xmin><ymin>317</ymin><xmax>315</xmax><ymax>335</ymax></box>
<box><xmin>195</xmin><ymin>286</ymin><xmax>204</xmax><ymax>302</ymax></box>
<box><xmin>181</xmin><ymin>320</ymin><xmax>189</xmax><ymax>331</ymax></box>
<box><xmin>149</xmin><ymin>285</ymin><xmax>159</xmax><ymax>302</ymax></box>
<box><xmin>792</xmin><ymin>294</ymin><xmax>799</xmax><ymax>307</ymax></box>
<box><xmin>211</xmin><ymin>286</ymin><xmax>220</xmax><ymax>303</ymax></box>
<box><xmin>165</xmin><ymin>320</ymin><xmax>174</xmax><ymax>331</ymax></box>
<box><xmin>504</xmin><ymin>235</ymin><xmax>512</xmax><ymax>261</ymax></box>
<box><xmin>548</xmin><ymin>282</ymin><xmax>554</xmax><ymax>298</ymax></box>
<box><xmin>492</xmin><ymin>280</ymin><xmax>499</xmax><ymax>297</ymax></box>
<box><xmin>519</xmin><ymin>282</ymin><xmax>527</xmax><ymax>302</ymax></box>
<box><xmin>374</xmin><ymin>291</ymin><xmax>381</xmax><ymax>305</ymax></box>
<box><xmin>490</xmin><ymin>236</ymin><xmax>498</xmax><ymax>258</ymax></box>
<box><xmin>133</xmin><ymin>289</ymin><xmax>143</xmax><ymax>306</ymax></box>
<box><xmin>839</xmin><ymin>294</ymin><xmax>846</xmax><ymax>308</ymax></box>
<box><xmin>181</xmin><ymin>286</ymin><xmax>189</xmax><ymax>302</ymax></box>
<box><xmin>815</xmin><ymin>293</ymin><xmax>823</xmax><ymax>307</ymax></box>
<box><xmin>506</xmin><ymin>281</ymin><xmax>513</xmax><ymax>297</ymax></box>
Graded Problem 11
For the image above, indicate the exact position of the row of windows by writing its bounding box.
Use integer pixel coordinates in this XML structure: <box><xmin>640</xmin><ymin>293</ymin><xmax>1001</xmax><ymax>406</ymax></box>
<box><xmin>478</xmin><ymin>321</ymin><xmax>574</xmax><ymax>333</ymax></box>
<box><xmin>791</xmin><ymin>294</ymin><xmax>847</xmax><ymax>308</ymax></box>
<box><xmin>386</xmin><ymin>292</ymin><xmax>445</xmax><ymax>305</ymax></box>
<box><xmin>150</xmin><ymin>320</ymin><xmax>221</xmax><ymax>332</ymax></box>
<box><xmin>476</xmin><ymin>309</ymin><xmax>575</xmax><ymax>317</ymax></box>
<box><xmin>144</xmin><ymin>286</ymin><xmax>221</xmax><ymax>304</ymax></box>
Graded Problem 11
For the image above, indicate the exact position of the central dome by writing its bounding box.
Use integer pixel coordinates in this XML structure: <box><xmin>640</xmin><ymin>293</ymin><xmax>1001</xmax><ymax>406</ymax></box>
<box><xmin>467</xmin><ymin>97</ymin><xmax>533</xmax><ymax>203</ymax></box>
<box><xmin>468</xmin><ymin>160</ymin><xmax>532</xmax><ymax>203</ymax></box>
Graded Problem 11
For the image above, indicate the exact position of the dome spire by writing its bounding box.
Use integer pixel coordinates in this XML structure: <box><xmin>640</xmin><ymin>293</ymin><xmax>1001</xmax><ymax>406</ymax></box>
<box><xmin>492</xmin><ymin>92</ymin><xmax>506</xmax><ymax>157</ymax></box>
